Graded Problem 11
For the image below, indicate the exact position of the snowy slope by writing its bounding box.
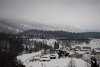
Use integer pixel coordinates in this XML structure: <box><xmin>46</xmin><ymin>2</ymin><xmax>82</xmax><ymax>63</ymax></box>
<box><xmin>17</xmin><ymin>51</ymin><xmax>41</xmax><ymax>63</ymax></box>
<box><xmin>0</xmin><ymin>19</ymin><xmax>84</xmax><ymax>33</ymax></box>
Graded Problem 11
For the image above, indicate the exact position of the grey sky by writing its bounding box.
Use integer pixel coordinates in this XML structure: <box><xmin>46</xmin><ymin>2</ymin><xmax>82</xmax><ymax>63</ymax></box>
<box><xmin>0</xmin><ymin>0</ymin><xmax>100</xmax><ymax>32</ymax></box>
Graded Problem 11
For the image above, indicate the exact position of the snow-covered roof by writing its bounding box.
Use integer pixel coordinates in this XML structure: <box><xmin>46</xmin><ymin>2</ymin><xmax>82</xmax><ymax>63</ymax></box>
<box><xmin>89</xmin><ymin>39</ymin><xmax>100</xmax><ymax>49</ymax></box>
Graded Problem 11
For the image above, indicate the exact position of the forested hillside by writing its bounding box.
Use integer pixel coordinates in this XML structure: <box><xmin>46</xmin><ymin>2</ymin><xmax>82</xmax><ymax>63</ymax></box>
<box><xmin>19</xmin><ymin>29</ymin><xmax>100</xmax><ymax>39</ymax></box>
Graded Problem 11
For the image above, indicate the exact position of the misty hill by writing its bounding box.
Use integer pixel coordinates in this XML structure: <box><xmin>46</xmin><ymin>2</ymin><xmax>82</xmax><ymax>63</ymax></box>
<box><xmin>0</xmin><ymin>19</ymin><xmax>51</xmax><ymax>34</ymax></box>
<box><xmin>0</xmin><ymin>19</ymin><xmax>84</xmax><ymax>34</ymax></box>
<box><xmin>0</xmin><ymin>19</ymin><xmax>100</xmax><ymax>39</ymax></box>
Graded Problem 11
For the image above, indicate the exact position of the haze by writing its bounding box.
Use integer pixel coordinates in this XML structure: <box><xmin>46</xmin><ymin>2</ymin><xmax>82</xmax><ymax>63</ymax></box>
<box><xmin>0</xmin><ymin>0</ymin><xmax>100</xmax><ymax>32</ymax></box>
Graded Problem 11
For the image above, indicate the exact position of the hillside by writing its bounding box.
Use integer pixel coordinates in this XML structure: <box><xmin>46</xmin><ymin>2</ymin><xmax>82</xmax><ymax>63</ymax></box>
<box><xmin>0</xmin><ymin>19</ymin><xmax>84</xmax><ymax>34</ymax></box>
<box><xmin>19</xmin><ymin>29</ymin><xmax>100</xmax><ymax>39</ymax></box>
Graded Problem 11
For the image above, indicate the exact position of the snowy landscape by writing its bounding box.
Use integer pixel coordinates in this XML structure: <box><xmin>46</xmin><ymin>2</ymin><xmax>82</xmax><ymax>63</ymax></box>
<box><xmin>0</xmin><ymin>0</ymin><xmax>100</xmax><ymax>67</ymax></box>
<box><xmin>17</xmin><ymin>38</ymin><xmax>100</xmax><ymax>67</ymax></box>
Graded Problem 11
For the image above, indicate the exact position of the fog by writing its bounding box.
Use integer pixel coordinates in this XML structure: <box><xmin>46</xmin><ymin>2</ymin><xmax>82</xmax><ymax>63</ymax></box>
<box><xmin>0</xmin><ymin>0</ymin><xmax>100</xmax><ymax>32</ymax></box>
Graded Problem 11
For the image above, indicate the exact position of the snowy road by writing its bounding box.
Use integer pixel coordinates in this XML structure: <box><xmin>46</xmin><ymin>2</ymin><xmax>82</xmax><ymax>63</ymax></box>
<box><xmin>23</xmin><ymin>58</ymin><xmax>91</xmax><ymax>67</ymax></box>
<box><xmin>24</xmin><ymin>57</ymin><xmax>70</xmax><ymax>67</ymax></box>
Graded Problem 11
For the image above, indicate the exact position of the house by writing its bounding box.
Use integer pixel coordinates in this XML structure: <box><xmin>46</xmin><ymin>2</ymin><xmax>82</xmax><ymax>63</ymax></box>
<box><xmin>73</xmin><ymin>43</ymin><xmax>91</xmax><ymax>54</ymax></box>
<box><xmin>89</xmin><ymin>39</ymin><xmax>100</xmax><ymax>49</ymax></box>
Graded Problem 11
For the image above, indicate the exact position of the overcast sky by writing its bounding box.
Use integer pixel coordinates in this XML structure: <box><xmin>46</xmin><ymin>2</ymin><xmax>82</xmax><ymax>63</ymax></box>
<box><xmin>0</xmin><ymin>0</ymin><xmax>100</xmax><ymax>32</ymax></box>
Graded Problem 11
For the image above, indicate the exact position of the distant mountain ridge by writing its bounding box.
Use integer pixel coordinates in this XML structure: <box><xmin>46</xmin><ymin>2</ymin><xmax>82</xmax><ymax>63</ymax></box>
<box><xmin>0</xmin><ymin>19</ymin><xmax>100</xmax><ymax>35</ymax></box>
<box><xmin>0</xmin><ymin>19</ymin><xmax>56</xmax><ymax>34</ymax></box>
<box><xmin>0</xmin><ymin>19</ymin><xmax>84</xmax><ymax>34</ymax></box>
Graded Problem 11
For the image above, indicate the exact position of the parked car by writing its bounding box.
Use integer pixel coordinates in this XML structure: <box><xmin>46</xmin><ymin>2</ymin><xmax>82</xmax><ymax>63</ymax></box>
<box><xmin>50</xmin><ymin>54</ymin><xmax>56</xmax><ymax>59</ymax></box>
<box><xmin>34</xmin><ymin>55</ymin><xmax>40</xmax><ymax>60</ymax></box>
<box><xmin>39</xmin><ymin>55</ymin><xmax>50</xmax><ymax>61</ymax></box>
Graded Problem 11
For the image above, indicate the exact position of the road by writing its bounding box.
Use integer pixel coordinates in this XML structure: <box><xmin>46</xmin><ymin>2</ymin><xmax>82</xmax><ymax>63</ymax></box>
<box><xmin>23</xmin><ymin>57</ymin><xmax>91</xmax><ymax>67</ymax></box>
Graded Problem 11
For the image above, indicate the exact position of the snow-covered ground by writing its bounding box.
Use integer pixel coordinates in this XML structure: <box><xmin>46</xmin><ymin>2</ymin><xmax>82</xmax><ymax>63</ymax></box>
<box><xmin>17</xmin><ymin>52</ymin><xmax>91</xmax><ymax>67</ymax></box>
<box><xmin>22</xmin><ymin>57</ymin><xmax>91</xmax><ymax>67</ymax></box>
<box><xmin>25</xmin><ymin>58</ymin><xmax>70</xmax><ymax>67</ymax></box>
<box><xmin>17</xmin><ymin>39</ymin><xmax>100</xmax><ymax>67</ymax></box>
<box><xmin>74</xmin><ymin>58</ymin><xmax>91</xmax><ymax>67</ymax></box>
<box><xmin>17</xmin><ymin>51</ymin><xmax>41</xmax><ymax>63</ymax></box>
<box><xmin>29</xmin><ymin>38</ymin><xmax>58</xmax><ymax>48</ymax></box>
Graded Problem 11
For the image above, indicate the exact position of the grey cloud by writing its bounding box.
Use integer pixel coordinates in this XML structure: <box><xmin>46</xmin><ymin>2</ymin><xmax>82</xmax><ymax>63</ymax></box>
<box><xmin>0</xmin><ymin>0</ymin><xmax>100</xmax><ymax>32</ymax></box>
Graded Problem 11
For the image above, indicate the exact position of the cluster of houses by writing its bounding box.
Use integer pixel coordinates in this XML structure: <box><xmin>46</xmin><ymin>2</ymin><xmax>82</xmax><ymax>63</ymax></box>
<box><xmin>22</xmin><ymin>38</ymin><xmax>100</xmax><ymax>56</ymax></box>
<box><xmin>71</xmin><ymin>39</ymin><xmax>100</xmax><ymax>54</ymax></box>
<box><xmin>21</xmin><ymin>38</ymin><xmax>100</xmax><ymax>67</ymax></box>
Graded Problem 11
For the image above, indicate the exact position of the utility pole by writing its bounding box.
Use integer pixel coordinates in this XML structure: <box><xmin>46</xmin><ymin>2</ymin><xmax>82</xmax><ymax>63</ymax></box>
<box><xmin>86</xmin><ymin>28</ymin><xmax>87</xmax><ymax>33</ymax></box>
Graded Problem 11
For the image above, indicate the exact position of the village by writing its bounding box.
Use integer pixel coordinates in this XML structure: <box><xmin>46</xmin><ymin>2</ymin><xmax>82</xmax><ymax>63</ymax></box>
<box><xmin>17</xmin><ymin>38</ymin><xmax>100</xmax><ymax>67</ymax></box>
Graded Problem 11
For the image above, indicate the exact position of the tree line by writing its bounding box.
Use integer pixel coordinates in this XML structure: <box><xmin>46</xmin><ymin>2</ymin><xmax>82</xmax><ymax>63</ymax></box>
<box><xmin>19</xmin><ymin>29</ymin><xmax>100</xmax><ymax>39</ymax></box>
